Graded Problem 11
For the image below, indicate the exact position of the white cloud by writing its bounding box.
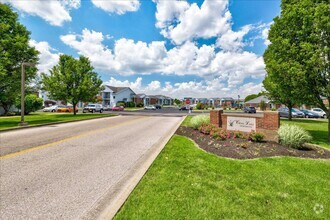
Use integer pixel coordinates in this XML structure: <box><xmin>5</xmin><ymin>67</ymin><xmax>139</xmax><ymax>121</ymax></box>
<box><xmin>154</xmin><ymin>0</ymin><xmax>232</xmax><ymax>45</ymax></box>
<box><xmin>1</xmin><ymin>0</ymin><xmax>80</xmax><ymax>26</ymax></box>
<box><xmin>91</xmin><ymin>0</ymin><xmax>140</xmax><ymax>14</ymax></box>
<box><xmin>262</xmin><ymin>27</ymin><xmax>271</xmax><ymax>46</ymax></box>
<box><xmin>60</xmin><ymin>29</ymin><xmax>119</xmax><ymax>71</ymax></box>
<box><xmin>60</xmin><ymin>28</ymin><xmax>266</xmax><ymax>89</ymax></box>
<box><xmin>29</xmin><ymin>40</ymin><xmax>60</xmax><ymax>74</ymax></box>
<box><xmin>216</xmin><ymin>25</ymin><xmax>251</xmax><ymax>51</ymax></box>
<box><xmin>114</xmin><ymin>38</ymin><xmax>167</xmax><ymax>74</ymax></box>
<box><xmin>104</xmin><ymin>77</ymin><xmax>264</xmax><ymax>99</ymax></box>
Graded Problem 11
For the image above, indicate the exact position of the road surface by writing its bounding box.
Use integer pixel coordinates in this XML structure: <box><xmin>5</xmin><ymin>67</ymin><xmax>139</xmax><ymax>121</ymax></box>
<box><xmin>0</xmin><ymin>115</ymin><xmax>182</xmax><ymax>219</ymax></box>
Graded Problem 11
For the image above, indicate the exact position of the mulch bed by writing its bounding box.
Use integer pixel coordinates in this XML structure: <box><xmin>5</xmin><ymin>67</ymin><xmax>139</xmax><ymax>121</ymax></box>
<box><xmin>176</xmin><ymin>126</ymin><xmax>330</xmax><ymax>160</ymax></box>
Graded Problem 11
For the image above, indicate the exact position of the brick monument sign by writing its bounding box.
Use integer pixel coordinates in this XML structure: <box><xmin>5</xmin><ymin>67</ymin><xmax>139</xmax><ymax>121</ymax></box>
<box><xmin>210</xmin><ymin>110</ymin><xmax>280</xmax><ymax>142</ymax></box>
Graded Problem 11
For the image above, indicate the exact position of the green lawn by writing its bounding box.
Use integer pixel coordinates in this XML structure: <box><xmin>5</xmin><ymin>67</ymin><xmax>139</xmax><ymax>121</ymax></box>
<box><xmin>115</xmin><ymin>135</ymin><xmax>330</xmax><ymax>219</ymax></box>
<box><xmin>0</xmin><ymin>112</ymin><xmax>115</xmax><ymax>131</ymax></box>
<box><xmin>281</xmin><ymin>119</ymin><xmax>329</xmax><ymax>148</ymax></box>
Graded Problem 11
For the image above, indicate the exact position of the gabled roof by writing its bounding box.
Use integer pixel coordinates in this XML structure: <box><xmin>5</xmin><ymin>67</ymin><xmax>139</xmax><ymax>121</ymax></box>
<box><xmin>104</xmin><ymin>86</ymin><xmax>136</xmax><ymax>95</ymax></box>
<box><xmin>245</xmin><ymin>95</ymin><xmax>271</xmax><ymax>104</ymax></box>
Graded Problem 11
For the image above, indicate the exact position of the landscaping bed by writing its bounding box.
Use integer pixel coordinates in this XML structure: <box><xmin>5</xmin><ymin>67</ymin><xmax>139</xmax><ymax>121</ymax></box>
<box><xmin>176</xmin><ymin>126</ymin><xmax>330</xmax><ymax>159</ymax></box>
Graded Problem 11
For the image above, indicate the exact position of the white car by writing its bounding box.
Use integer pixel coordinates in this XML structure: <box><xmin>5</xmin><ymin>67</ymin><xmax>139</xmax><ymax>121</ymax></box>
<box><xmin>311</xmin><ymin>108</ymin><xmax>326</xmax><ymax>118</ymax></box>
<box><xmin>43</xmin><ymin>105</ymin><xmax>59</xmax><ymax>112</ymax></box>
<box><xmin>144</xmin><ymin>105</ymin><xmax>156</xmax><ymax>110</ymax></box>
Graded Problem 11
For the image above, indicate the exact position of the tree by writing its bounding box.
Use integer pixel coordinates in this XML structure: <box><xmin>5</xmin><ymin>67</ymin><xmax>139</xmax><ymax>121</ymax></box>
<box><xmin>264</xmin><ymin>0</ymin><xmax>330</xmax><ymax>141</ymax></box>
<box><xmin>16</xmin><ymin>94</ymin><xmax>43</xmax><ymax>115</ymax></box>
<box><xmin>263</xmin><ymin>0</ymin><xmax>316</xmax><ymax>120</ymax></box>
<box><xmin>174</xmin><ymin>98</ymin><xmax>181</xmax><ymax>106</ymax></box>
<box><xmin>42</xmin><ymin>55</ymin><xmax>103</xmax><ymax>115</ymax></box>
<box><xmin>244</xmin><ymin>94</ymin><xmax>258</xmax><ymax>103</ymax></box>
<box><xmin>0</xmin><ymin>3</ymin><xmax>39</xmax><ymax>114</ymax></box>
<box><xmin>260</xmin><ymin>100</ymin><xmax>267</xmax><ymax>111</ymax></box>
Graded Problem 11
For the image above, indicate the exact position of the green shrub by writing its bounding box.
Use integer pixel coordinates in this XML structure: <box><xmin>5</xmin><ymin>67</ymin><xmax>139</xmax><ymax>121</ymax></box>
<box><xmin>271</xmin><ymin>108</ymin><xmax>276</xmax><ymax>111</ymax></box>
<box><xmin>198</xmin><ymin>123</ymin><xmax>213</xmax><ymax>135</ymax></box>
<box><xmin>16</xmin><ymin>94</ymin><xmax>43</xmax><ymax>115</ymax></box>
<box><xmin>196</xmin><ymin>102</ymin><xmax>203</xmax><ymax>110</ymax></box>
<box><xmin>260</xmin><ymin>100</ymin><xmax>267</xmax><ymax>111</ymax></box>
<box><xmin>248</xmin><ymin>131</ymin><xmax>264</xmax><ymax>142</ymax></box>
<box><xmin>278</xmin><ymin>125</ymin><xmax>312</xmax><ymax>148</ymax></box>
<box><xmin>136</xmin><ymin>103</ymin><xmax>144</xmax><ymax>107</ymax></box>
<box><xmin>5</xmin><ymin>112</ymin><xmax>16</xmax><ymax>116</ymax></box>
<box><xmin>233</xmin><ymin>131</ymin><xmax>243</xmax><ymax>138</ymax></box>
<box><xmin>117</xmin><ymin>102</ymin><xmax>125</xmax><ymax>107</ymax></box>
<box><xmin>191</xmin><ymin>115</ymin><xmax>210</xmax><ymax>129</ymax></box>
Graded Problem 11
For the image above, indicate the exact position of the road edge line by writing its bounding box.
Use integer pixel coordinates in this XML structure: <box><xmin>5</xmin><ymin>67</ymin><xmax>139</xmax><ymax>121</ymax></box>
<box><xmin>94</xmin><ymin>116</ymin><xmax>186</xmax><ymax>220</ymax></box>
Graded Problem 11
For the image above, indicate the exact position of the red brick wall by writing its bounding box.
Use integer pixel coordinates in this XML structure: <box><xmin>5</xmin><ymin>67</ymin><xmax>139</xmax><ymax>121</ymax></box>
<box><xmin>210</xmin><ymin>110</ymin><xmax>280</xmax><ymax>142</ymax></box>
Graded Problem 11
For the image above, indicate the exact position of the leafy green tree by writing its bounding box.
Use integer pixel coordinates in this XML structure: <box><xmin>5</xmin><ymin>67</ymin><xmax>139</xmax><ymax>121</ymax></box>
<box><xmin>42</xmin><ymin>55</ymin><xmax>103</xmax><ymax>115</ymax></box>
<box><xmin>260</xmin><ymin>100</ymin><xmax>267</xmax><ymax>111</ymax></box>
<box><xmin>0</xmin><ymin>3</ymin><xmax>39</xmax><ymax>114</ymax></box>
<box><xmin>174</xmin><ymin>98</ymin><xmax>181</xmax><ymax>106</ymax></box>
<box><xmin>264</xmin><ymin>0</ymin><xmax>330</xmax><ymax>141</ymax></box>
<box><xmin>16</xmin><ymin>94</ymin><xmax>43</xmax><ymax>115</ymax></box>
<box><xmin>244</xmin><ymin>94</ymin><xmax>258</xmax><ymax>103</ymax></box>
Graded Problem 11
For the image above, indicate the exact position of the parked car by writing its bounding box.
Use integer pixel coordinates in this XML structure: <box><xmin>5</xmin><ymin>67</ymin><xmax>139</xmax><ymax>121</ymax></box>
<box><xmin>144</xmin><ymin>105</ymin><xmax>156</xmax><ymax>110</ymax></box>
<box><xmin>311</xmin><ymin>108</ymin><xmax>326</xmax><ymax>118</ymax></box>
<box><xmin>57</xmin><ymin>105</ymin><xmax>78</xmax><ymax>113</ymax></box>
<box><xmin>83</xmin><ymin>104</ymin><xmax>103</xmax><ymax>113</ymax></box>
<box><xmin>155</xmin><ymin>104</ymin><xmax>162</xmax><ymax>109</ymax></box>
<box><xmin>179</xmin><ymin>105</ymin><xmax>193</xmax><ymax>111</ymax></box>
<box><xmin>112</xmin><ymin>106</ymin><xmax>124</xmax><ymax>111</ymax></box>
<box><xmin>300</xmin><ymin>109</ymin><xmax>320</xmax><ymax>118</ymax></box>
<box><xmin>43</xmin><ymin>105</ymin><xmax>59</xmax><ymax>112</ymax></box>
<box><xmin>244</xmin><ymin>106</ymin><xmax>256</xmax><ymax>113</ymax></box>
<box><xmin>103</xmin><ymin>105</ymin><xmax>112</xmax><ymax>111</ymax></box>
<box><xmin>278</xmin><ymin>108</ymin><xmax>304</xmax><ymax>118</ymax></box>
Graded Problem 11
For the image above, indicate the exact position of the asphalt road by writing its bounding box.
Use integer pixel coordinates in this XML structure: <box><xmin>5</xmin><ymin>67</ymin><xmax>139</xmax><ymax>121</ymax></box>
<box><xmin>0</xmin><ymin>115</ymin><xmax>182</xmax><ymax>219</ymax></box>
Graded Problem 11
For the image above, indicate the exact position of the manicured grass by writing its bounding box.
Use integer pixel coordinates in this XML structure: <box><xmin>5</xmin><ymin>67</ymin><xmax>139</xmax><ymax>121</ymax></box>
<box><xmin>115</xmin><ymin>135</ymin><xmax>330</xmax><ymax>219</ymax></box>
<box><xmin>124</xmin><ymin>107</ymin><xmax>143</xmax><ymax>111</ymax></box>
<box><xmin>281</xmin><ymin>119</ymin><xmax>329</xmax><ymax>148</ymax></box>
<box><xmin>181</xmin><ymin>115</ymin><xmax>193</xmax><ymax>127</ymax></box>
<box><xmin>0</xmin><ymin>112</ymin><xmax>115</xmax><ymax>131</ymax></box>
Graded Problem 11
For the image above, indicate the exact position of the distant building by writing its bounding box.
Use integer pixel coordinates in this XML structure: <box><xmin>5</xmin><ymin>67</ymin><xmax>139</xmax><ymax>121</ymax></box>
<box><xmin>244</xmin><ymin>95</ymin><xmax>280</xmax><ymax>110</ymax></box>
<box><xmin>134</xmin><ymin>94</ymin><xmax>173</xmax><ymax>106</ymax></box>
<box><xmin>100</xmin><ymin>86</ymin><xmax>136</xmax><ymax>108</ymax></box>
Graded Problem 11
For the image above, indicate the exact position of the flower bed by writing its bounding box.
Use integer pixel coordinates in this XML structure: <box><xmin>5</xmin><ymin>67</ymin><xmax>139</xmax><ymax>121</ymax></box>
<box><xmin>176</xmin><ymin>126</ymin><xmax>330</xmax><ymax>160</ymax></box>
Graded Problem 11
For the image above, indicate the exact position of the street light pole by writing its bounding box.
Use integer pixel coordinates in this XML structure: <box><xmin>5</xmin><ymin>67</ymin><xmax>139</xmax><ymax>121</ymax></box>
<box><xmin>19</xmin><ymin>62</ymin><xmax>35</xmax><ymax>126</ymax></box>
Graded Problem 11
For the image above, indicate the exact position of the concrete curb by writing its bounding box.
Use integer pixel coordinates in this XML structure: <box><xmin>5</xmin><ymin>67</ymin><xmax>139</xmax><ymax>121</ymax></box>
<box><xmin>84</xmin><ymin>116</ymin><xmax>186</xmax><ymax>220</ymax></box>
<box><xmin>0</xmin><ymin>114</ymin><xmax>118</xmax><ymax>133</ymax></box>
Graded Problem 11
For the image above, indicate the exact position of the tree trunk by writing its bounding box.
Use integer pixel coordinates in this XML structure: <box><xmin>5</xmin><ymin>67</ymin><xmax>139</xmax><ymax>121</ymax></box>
<box><xmin>288</xmin><ymin>104</ymin><xmax>293</xmax><ymax>121</ymax></box>
<box><xmin>328</xmin><ymin>98</ymin><xmax>330</xmax><ymax>143</ymax></box>
<box><xmin>73</xmin><ymin>102</ymin><xmax>77</xmax><ymax>116</ymax></box>
<box><xmin>2</xmin><ymin>104</ymin><xmax>10</xmax><ymax>115</ymax></box>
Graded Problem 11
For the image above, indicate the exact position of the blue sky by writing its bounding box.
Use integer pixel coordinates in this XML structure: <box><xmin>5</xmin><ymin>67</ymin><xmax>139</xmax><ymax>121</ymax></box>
<box><xmin>4</xmin><ymin>0</ymin><xmax>280</xmax><ymax>98</ymax></box>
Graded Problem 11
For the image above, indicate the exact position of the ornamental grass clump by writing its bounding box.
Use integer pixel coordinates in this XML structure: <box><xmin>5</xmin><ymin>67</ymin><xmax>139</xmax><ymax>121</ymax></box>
<box><xmin>278</xmin><ymin>125</ymin><xmax>312</xmax><ymax>149</ymax></box>
<box><xmin>191</xmin><ymin>115</ymin><xmax>210</xmax><ymax>129</ymax></box>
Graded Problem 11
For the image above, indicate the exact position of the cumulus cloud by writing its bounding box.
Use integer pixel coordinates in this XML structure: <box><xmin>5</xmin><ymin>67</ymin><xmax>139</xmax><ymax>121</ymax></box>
<box><xmin>154</xmin><ymin>0</ymin><xmax>232</xmax><ymax>45</ymax></box>
<box><xmin>1</xmin><ymin>0</ymin><xmax>80</xmax><ymax>26</ymax></box>
<box><xmin>91</xmin><ymin>0</ymin><xmax>140</xmax><ymax>14</ymax></box>
<box><xmin>29</xmin><ymin>40</ymin><xmax>60</xmax><ymax>74</ymax></box>
<box><xmin>60</xmin><ymin>28</ymin><xmax>266</xmax><ymax>88</ymax></box>
<box><xmin>104</xmin><ymin>77</ymin><xmax>264</xmax><ymax>99</ymax></box>
<box><xmin>216</xmin><ymin>25</ymin><xmax>251</xmax><ymax>51</ymax></box>
<box><xmin>60</xmin><ymin>29</ymin><xmax>119</xmax><ymax>71</ymax></box>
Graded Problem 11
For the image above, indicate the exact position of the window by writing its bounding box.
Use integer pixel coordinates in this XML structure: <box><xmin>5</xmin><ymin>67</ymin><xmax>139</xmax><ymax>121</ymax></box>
<box><xmin>113</xmin><ymin>96</ymin><xmax>115</xmax><ymax>99</ymax></box>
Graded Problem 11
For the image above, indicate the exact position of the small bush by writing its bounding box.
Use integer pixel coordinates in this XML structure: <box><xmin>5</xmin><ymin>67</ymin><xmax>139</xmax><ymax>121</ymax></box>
<box><xmin>233</xmin><ymin>131</ymin><xmax>243</xmax><ymax>138</ymax></box>
<box><xmin>191</xmin><ymin>115</ymin><xmax>210</xmax><ymax>129</ymax></box>
<box><xmin>5</xmin><ymin>112</ymin><xmax>16</xmax><ymax>116</ymax></box>
<box><xmin>209</xmin><ymin>127</ymin><xmax>228</xmax><ymax>140</ymax></box>
<box><xmin>271</xmin><ymin>108</ymin><xmax>276</xmax><ymax>111</ymax></box>
<box><xmin>136</xmin><ymin>103</ymin><xmax>144</xmax><ymax>107</ymax></box>
<box><xmin>248</xmin><ymin>131</ymin><xmax>264</xmax><ymax>142</ymax></box>
<box><xmin>198</xmin><ymin>123</ymin><xmax>213</xmax><ymax>135</ymax></box>
<box><xmin>278</xmin><ymin>125</ymin><xmax>312</xmax><ymax>148</ymax></box>
<box><xmin>196</xmin><ymin>102</ymin><xmax>203</xmax><ymax>110</ymax></box>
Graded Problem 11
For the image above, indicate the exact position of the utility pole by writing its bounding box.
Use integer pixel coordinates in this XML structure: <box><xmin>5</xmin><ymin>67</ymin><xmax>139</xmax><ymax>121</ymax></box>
<box><xmin>18</xmin><ymin>62</ymin><xmax>35</xmax><ymax>126</ymax></box>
